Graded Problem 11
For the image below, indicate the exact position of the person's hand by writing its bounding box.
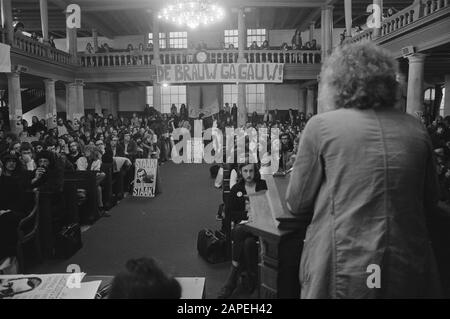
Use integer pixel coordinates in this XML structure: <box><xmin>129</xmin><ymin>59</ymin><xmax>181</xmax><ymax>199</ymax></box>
<box><xmin>0</xmin><ymin>209</ymin><xmax>11</xmax><ymax>216</ymax></box>
<box><xmin>22</xmin><ymin>154</ymin><xmax>31</xmax><ymax>163</ymax></box>
<box><xmin>35</xmin><ymin>167</ymin><xmax>46</xmax><ymax>179</ymax></box>
<box><xmin>245</xmin><ymin>199</ymin><xmax>251</xmax><ymax>213</ymax></box>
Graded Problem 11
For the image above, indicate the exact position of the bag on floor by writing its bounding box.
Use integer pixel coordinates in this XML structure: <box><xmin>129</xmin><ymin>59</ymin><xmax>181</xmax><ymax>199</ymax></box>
<box><xmin>210</xmin><ymin>165</ymin><xmax>220</xmax><ymax>179</ymax></box>
<box><xmin>197</xmin><ymin>228</ymin><xmax>227</xmax><ymax>264</ymax></box>
<box><xmin>54</xmin><ymin>223</ymin><xmax>83</xmax><ymax>259</ymax></box>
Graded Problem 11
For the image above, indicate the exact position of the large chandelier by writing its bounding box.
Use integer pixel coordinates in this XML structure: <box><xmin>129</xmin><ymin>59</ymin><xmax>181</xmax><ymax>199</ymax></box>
<box><xmin>158</xmin><ymin>0</ymin><xmax>225</xmax><ymax>29</ymax></box>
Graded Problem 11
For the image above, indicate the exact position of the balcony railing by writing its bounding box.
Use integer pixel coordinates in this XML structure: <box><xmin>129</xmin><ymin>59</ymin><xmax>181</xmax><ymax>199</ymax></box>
<box><xmin>12</xmin><ymin>33</ymin><xmax>72</xmax><ymax>65</ymax></box>
<box><xmin>380</xmin><ymin>5</ymin><xmax>417</xmax><ymax>36</ymax></box>
<box><xmin>346</xmin><ymin>0</ymin><xmax>449</xmax><ymax>44</ymax></box>
<box><xmin>79</xmin><ymin>49</ymin><xmax>321</xmax><ymax>68</ymax></box>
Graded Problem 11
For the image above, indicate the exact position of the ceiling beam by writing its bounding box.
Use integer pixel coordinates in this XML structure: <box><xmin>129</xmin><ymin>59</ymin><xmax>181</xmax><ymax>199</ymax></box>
<box><xmin>295</xmin><ymin>0</ymin><xmax>340</xmax><ymax>31</ymax></box>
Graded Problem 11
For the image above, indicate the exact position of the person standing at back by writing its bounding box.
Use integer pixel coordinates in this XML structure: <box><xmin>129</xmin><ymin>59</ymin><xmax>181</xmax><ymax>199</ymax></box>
<box><xmin>286</xmin><ymin>42</ymin><xmax>442</xmax><ymax>299</ymax></box>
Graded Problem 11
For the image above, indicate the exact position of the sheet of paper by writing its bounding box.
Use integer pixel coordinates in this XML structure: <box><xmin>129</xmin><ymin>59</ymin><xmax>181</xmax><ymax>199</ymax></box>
<box><xmin>0</xmin><ymin>273</ymin><xmax>85</xmax><ymax>299</ymax></box>
<box><xmin>61</xmin><ymin>281</ymin><xmax>101</xmax><ymax>299</ymax></box>
<box><xmin>176</xmin><ymin>277</ymin><xmax>205</xmax><ymax>299</ymax></box>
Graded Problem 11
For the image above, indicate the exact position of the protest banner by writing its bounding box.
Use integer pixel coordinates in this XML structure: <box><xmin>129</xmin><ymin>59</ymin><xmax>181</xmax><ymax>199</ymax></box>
<box><xmin>133</xmin><ymin>158</ymin><xmax>158</xmax><ymax>197</ymax></box>
<box><xmin>156</xmin><ymin>63</ymin><xmax>284</xmax><ymax>84</ymax></box>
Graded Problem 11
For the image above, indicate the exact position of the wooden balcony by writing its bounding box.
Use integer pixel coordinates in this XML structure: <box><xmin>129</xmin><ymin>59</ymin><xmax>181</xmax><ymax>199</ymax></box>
<box><xmin>2</xmin><ymin>27</ymin><xmax>322</xmax><ymax>82</ymax></box>
<box><xmin>13</xmin><ymin>34</ymin><xmax>72</xmax><ymax>65</ymax></box>
<box><xmin>345</xmin><ymin>0</ymin><xmax>450</xmax><ymax>57</ymax></box>
<box><xmin>78</xmin><ymin>49</ymin><xmax>321</xmax><ymax>68</ymax></box>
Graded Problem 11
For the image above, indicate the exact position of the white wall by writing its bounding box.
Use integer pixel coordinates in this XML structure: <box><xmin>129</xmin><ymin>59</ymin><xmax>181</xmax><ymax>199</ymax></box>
<box><xmin>112</xmin><ymin>35</ymin><xmax>147</xmax><ymax>50</ymax></box>
<box><xmin>269</xmin><ymin>29</ymin><xmax>295</xmax><ymax>46</ymax></box>
<box><xmin>118</xmin><ymin>87</ymin><xmax>147</xmax><ymax>112</ymax></box>
<box><xmin>23</xmin><ymin>104</ymin><xmax>46</xmax><ymax>124</ymax></box>
<box><xmin>188</xmin><ymin>30</ymin><xmax>223</xmax><ymax>49</ymax></box>
<box><xmin>266</xmin><ymin>84</ymin><xmax>302</xmax><ymax>110</ymax></box>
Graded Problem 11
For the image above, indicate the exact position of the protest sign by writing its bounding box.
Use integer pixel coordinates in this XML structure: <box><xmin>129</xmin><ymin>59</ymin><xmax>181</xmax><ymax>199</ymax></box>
<box><xmin>133</xmin><ymin>158</ymin><xmax>158</xmax><ymax>197</ymax></box>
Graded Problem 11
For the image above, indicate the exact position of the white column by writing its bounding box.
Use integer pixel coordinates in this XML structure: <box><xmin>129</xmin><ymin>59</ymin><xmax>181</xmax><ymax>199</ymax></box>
<box><xmin>373</xmin><ymin>0</ymin><xmax>382</xmax><ymax>38</ymax></box>
<box><xmin>153</xmin><ymin>84</ymin><xmax>161</xmax><ymax>113</ymax></box>
<box><xmin>345</xmin><ymin>0</ymin><xmax>352</xmax><ymax>37</ymax></box>
<box><xmin>443</xmin><ymin>75</ymin><xmax>450</xmax><ymax>117</ymax></box>
<box><xmin>237</xmin><ymin>84</ymin><xmax>247</xmax><ymax>126</ymax></box>
<box><xmin>92</xmin><ymin>29</ymin><xmax>99</xmax><ymax>52</ymax></box>
<box><xmin>309</xmin><ymin>21</ymin><xmax>316</xmax><ymax>42</ymax></box>
<box><xmin>76</xmin><ymin>81</ymin><xmax>84</xmax><ymax>121</ymax></box>
<box><xmin>406</xmin><ymin>54</ymin><xmax>426</xmax><ymax>116</ymax></box>
<box><xmin>306</xmin><ymin>86</ymin><xmax>315</xmax><ymax>115</ymax></box>
<box><xmin>320</xmin><ymin>7</ymin><xmax>326</xmax><ymax>60</ymax></box>
<box><xmin>39</xmin><ymin>0</ymin><xmax>49</xmax><ymax>43</ymax></box>
<box><xmin>299</xmin><ymin>88</ymin><xmax>307</xmax><ymax>114</ymax></box>
<box><xmin>324</xmin><ymin>5</ymin><xmax>334</xmax><ymax>56</ymax></box>
<box><xmin>66</xmin><ymin>12</ymin><xmax>78</xmax><ymax>59</ymax></box>
<box><xmin>238</xmin><ymin>7</ymin><xmax>246</xmax><ymax>62</ymax></box>
<box><xmin>44</xmin><ymin>79</ymin><xmax>57</xmax><ymax>129</ymax></box>
<box><xmin>152</xmin><ymin>12</ymin><xmax>161</xmax><ymax>64</ymax></box>
<box><xmin>7</xmin><ymin>71</ymin><xmax>23</xmax><ymax>133</ymax></box>
<box><xmin>1</xmin><ymin>0</ymin><xmax>14</xmax><ymax>45</ymax></box>
<box><xmin>112</xmin><ymin>91</ymin><xmax>119</xmax><ymax>117</ymax></box>
<box><xmin>94</xmin><ymin>89</ymin><xmax>102</xmax><ymax>115</ymax></box>
<box><xmin>66</xmin><ymin>82</ymin><xmax>84</xmax><ymax>122</ymax></box>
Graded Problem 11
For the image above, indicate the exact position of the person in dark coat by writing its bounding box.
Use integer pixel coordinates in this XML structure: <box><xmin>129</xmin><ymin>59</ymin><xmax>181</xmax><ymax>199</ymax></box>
<box><xmin>218</xmin><ymin>161</ymin><xmax>267</xmax><ymax>298</ymax></box>
<box><xmin>0</xmin><ymin>154</ymin><xmax>27</xmax><ymax>260</ymax></box>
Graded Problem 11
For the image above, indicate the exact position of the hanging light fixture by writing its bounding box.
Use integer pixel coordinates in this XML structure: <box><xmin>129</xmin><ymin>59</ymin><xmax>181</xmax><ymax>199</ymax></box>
<box><xmin>158</xmin><ymin>0</ymin><xmax>225</xmax><ymax>29</ymax></box>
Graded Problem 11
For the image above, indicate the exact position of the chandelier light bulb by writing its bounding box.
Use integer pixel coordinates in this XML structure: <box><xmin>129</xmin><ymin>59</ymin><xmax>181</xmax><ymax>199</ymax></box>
<box><xmin>158</xmin><ymin>0</ymin><xmax>225</xmax><ymax>29</ymax></box>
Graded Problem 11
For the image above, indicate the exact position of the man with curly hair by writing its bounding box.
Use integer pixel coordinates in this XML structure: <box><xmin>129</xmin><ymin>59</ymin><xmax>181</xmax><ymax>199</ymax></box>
<box><xmin>286</xmin><ymin>42</ymin><xmax>442</xmax><ymax>298</ymax></box>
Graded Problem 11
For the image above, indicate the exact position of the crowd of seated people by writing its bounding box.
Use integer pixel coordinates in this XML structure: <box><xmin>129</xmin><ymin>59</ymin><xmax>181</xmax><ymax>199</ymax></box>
<box><xmin>427</xmin><ymin>115</ymin><xmax>450</xmax><ymax>204</ymax></box>
<box><xmin>0</xmin><ymin>106</ymin><xmax>197</xmax><ymax>271</ymax></box>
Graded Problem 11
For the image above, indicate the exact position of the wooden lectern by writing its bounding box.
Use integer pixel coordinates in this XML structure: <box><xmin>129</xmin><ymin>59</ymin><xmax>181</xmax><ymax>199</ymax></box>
<box><xmin>242</xmin><ymin>174</ymin><xmax>310</xmax><ymax>299</ymax></box>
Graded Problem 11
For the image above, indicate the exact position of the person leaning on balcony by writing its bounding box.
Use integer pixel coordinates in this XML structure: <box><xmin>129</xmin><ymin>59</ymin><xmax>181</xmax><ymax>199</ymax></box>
<box><xmin>85</xmin><ymin>43</ymin><xmax>94</xmax><ymax>54</ymax></box>
<box><xmin>291</xmin><ymin>29</ymin><xmax>302</xmax><ymax>48</ymax></box>
<box><xmin>47</xmin><ymin>36</ymin><xmax>56</xmax><ymax>48</ymax></box>
<box><xmin>13</xmin><ymin>22</ymin><xmax>25</xmax><ymax>35</ymax></box>
<box><xmin>249</xmin><ymin>41</ymin><xmax>259</xmax><ymax>50</ymax></box>
<box><xmin>260</xmin><ymin>40</ymin><xmax>269</xmax><ymax>50</ymax></box>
